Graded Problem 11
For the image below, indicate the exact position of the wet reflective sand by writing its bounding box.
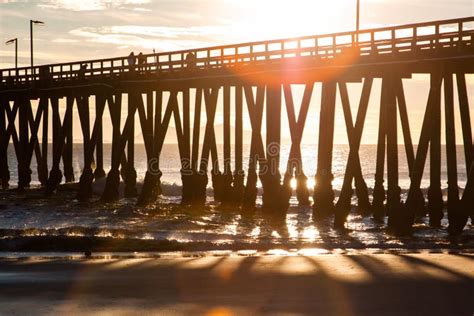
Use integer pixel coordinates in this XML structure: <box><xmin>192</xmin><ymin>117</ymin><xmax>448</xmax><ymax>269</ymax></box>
<box><xmin>0</xmin><ymin>253</ymin><xmax>472</xmax><ymax>315</ymax></box>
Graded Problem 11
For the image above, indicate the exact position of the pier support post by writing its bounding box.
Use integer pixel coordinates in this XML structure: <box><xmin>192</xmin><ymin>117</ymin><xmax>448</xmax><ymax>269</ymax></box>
<box><xmin>18</xmin><ymin>97</ymin><xmax>32</xmax><ymax>189</ymax></box>
<box><xmin>137</xmin><ymin>90</ymin><xmax>161</xmax><ymax>205</ymax></box>
<box><xmin>396</xmin><ymin>78</ymin><xmax>425</xmax><ymax>219</ymax></box>
<box><xmin>124</xmin><ymin>93</ymin><xmax>137</xmax><ymax>198</ymax></box>
<box><xmin>0</xmin><ymin>98</ymin><xmax>10</xmax><ymax>189</ymax></box>
<box><xmin>444</xmin><ymin>73</ymin><xmax>460</xmax><ymax>228</ymax></box>
<box><xmin>385</xmin><ymin>75</ymin><xmax>402</xmax><ymax>229</ymax></box>
<box><xmin>45</xmin><ymin>96</ymin><xmax>64</xmax><ymax>193</ymax></box>
<box><xmin>63</xmin><ymin>96</ymin><xmax>74</xmax><ymax>183</ymax></box>
<box><xmin>222</xmin><ymin>85</ymin><xmax>233</xmax><ymax>203</ymax></box>
<box><xmin>262</xmin><ymin>84</ymin><xmax>282</xmax><ymax>211</ymax></box>
<box><xmin>173</xmin><ymin>89</ymin><xmax>195</xmax><ymax>204</ymax></box>
<box><xmin>233</xmin><ymin>85</ymin><xmax>245</xmax><ymax>203</ymax></box>
<box><xmin>335</xmin><ymin>78</ymin><xmax>372</xmax><ymax>228</ymax></box>
<box><xmin>282</xmin><ymin>83</ymin><xmax>312</xmax><ymax>208</ymax></box>
<box><xmin>448</xmin><ymin>73</ymin><xmax>472</xmax><ymax>234</ymax></box>
<box><xmin>180</xmin><ymin>88</ymin><xmax>194</xmax><ymax>204</ymax></box>
<box><xmin>243</xmin><ymin>86</ymin><xmax>265</xmax><ymax>208</ymax></box>
<box><xmin>456</xmin><ymin>73</ymin><xmax>473</xmax><ymax>173</ymax></box>
<box><xmin>313</xmin><ymin>81</ymin><xmax>337</xmax><ymax>219</ymax></box>
<box><xmin>38</xmin><ymin>97</ymin><xmax>49</xmax><ymax>186</ymax></box>
<box><xmin>405</xmin><ymin>74</ymin><xmax>443</xmax><ymax>232</ymax></box>
<box><xmin>190</xmin><ymin>88</ymin><xmax>203</xmax><ymax>204</ymax></box>
<box><xmin>102</xmin><ymin>94</ymin><xmax>123</xmax><ymax>202</ymax></box>
<box><xmin>77</xmin><ymin>94</ymin><xmax>94</xmax><ymax>200</ymax></box>
<box><xmin>196</xmin><ymin>88</ymin><xmax>219</xmax><ymax>204</ymax></box>
<box><xmin>94</xmin><ymin>95</ymin><xmax>105</xmax><ymax>179</ymax></box>
<box><xmin>427</xmin><ymin>72</ymin><xmax>444</xmax><ymax>227</ymax></box>
<box><xmin>372</xmin><ymin>81</ymin><xmax>387</xmax><ymax>221</ymax></box>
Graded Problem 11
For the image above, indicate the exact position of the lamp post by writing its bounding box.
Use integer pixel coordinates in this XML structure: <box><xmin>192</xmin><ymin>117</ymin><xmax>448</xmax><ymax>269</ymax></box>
<box><xmin>356</xmin><ymin>0</ymin><xmax>360</xmax><ymax>43</ymax></box>
<box><xmin>5</xmin><ymin>38</ymin><xmax>18</xmax><ymax>71</ymax></box>
<box><xmin>356</xmin><ymin>0</ymin><xmax>360</xmax><ymax>33</ymax></box>
<box><xmin>30</xmin><ymin>19</ymin><xmax>44</xmax><ymax>79</ymax></box>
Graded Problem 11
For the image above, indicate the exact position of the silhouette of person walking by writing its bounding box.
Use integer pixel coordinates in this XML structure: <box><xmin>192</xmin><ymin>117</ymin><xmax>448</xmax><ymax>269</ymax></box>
<box><xmin>137</xmin><ymin>52</ymin><xmax>145</xmax><ymax>73</ymax></box>
<box><xmin>185</xmin><ymin>52</ymin><xmax>197</xmax><ymax>69</ymax></box>
<box><xmin>127</xmin><ymin>52</ymin><xmax>136</xmax><ymax>72</ymax></box>
<box><xmin>79</xmin><ymin>64</ymin><xmax>87</xmax><ymax>80</ymax></box>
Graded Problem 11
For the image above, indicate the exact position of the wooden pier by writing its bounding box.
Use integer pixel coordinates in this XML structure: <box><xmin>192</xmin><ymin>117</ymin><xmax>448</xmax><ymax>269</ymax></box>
<box><xmin>1</xmin><ymin>17</ymin><xmax>474</xmax><ymax>235</ymax></box>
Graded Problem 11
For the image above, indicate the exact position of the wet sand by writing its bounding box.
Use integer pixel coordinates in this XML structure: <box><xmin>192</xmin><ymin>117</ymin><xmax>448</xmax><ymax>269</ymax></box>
<box><xmin>0</xmin><ymin>252</ymin><xmax>473</xmax><ymax>315</ymax></box>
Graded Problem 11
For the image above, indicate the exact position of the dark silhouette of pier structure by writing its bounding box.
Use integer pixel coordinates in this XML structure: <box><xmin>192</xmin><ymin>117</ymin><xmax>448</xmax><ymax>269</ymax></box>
<box><xmin>1</xmin><ymin>17</ymin><xmax>473</xmax><ymax>234</ymax></box>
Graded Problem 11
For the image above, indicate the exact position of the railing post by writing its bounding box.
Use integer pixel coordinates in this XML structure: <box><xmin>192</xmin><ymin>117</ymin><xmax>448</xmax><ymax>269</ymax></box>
<box><xmin>412</xmin><ymin>27</ymin><xmax>417</xmax><ymax>55</ymax></box>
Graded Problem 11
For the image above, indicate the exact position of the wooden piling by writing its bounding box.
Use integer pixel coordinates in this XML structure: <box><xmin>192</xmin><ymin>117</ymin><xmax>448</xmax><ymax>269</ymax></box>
<box><xmin>124</xmin><ymin>93</ymin><xmax>138</xmax><ymax>197</ymax></box>
<box><xmin>243</xmin><ymin>85</ymin><xmax>265</xmax><ymax>208</ymax></box>
<box><xmin>190</xmin><ymin>88</ymin><xmax>203</xmax><ymax>203</ymax></box>
<box><xmin>395</xmin><ymin>78</ymin><xmax>425</xmax><ymax>219</ymax></box>
<box><xmin>313</xmin><ymin>81</ymin><xmax>337</xmax><ymax>219</ymax></box>
<box><xmin>385</xmin><ymin>75</ymin><xmax>401</xmax><ymax>228</ymax></box>
<box><xmin>283</xmin><ymin>83</ymin><xmax>313</xmax><ymax>207</ymax></box>
<box><xmin>335</xmin><ymin>78</ymin><xmax>373</xmax><ymax>227</ymax></box>
<box><xmin>18</xmin><ymin>96</ymin><xmax>32</xmax><ymax>189</ymax></box>
<box><xmin>1</xmin><ymin>100</ymin><xmax>19</xmax><ymax>190</ymax></box>
<box><xmin>427</xmin><ymin>72</ymin><xmax>444</xmax><ymax>227</ymax></box>
<box><xmin>222</xmin><ymin>85</ymin><xmax>233</xmax><ymax>203</ymax></box>
<box><xmin>137</xmin><ymin>91</ymin><xmax>158</xmax><ymax>205</ymax></box>
<box><xmin>448</xmin><ymin>72</ymin><xmax>472</xmax><ymax>234</ymax></box>
<box><xmin>444</xmin><ymin>73</ymin><xmax>460</xmax><ymax>227</ymax></box>
<box><xmin>372</xmin><ymin>79</ymin><xmax>387</xmax><ymax>221</ymax></box>
<box><xmin>0</xmin><ymin>98</ymin><xmax>10</xmax><ymax>189</ymax></box>
<box><xmin>38</xmin><ymin>97</ymin><xmax>49</xmax><ymax>186</ymax></box>
<box><xmin>102</xmin><ymin>93</ymin><xmax>123</xmax><ymax>202</ymax></box>
<box><xmin>233</xmin><ymin>85</ymin><xmax>245</xmax><ymax>203</ymax></box>
<box><xmin>63</xmin><ymin>96</ymin><xmax>74</xmax><ymax>183</ymax></box>
<box><xmin>77</xmin><ymin>94</ymin><xmax>94</xmax><ymax>199</ymax></box>
<box><xmin>456</xmin><ymin>73</ymin><xmax>473</xmax><ymax>173</ymax></box>
<box><xmin>180</xmin><ymin>88</ymin><xmax>193</xmax><ymax>203</ymax></box>
<box><xmin>27</xmin><ymin>98</ymin><xmax>45</xmax><ymax>190</ymax></box>
<box><xmin>405</xmin><ymin>74</ymin><xmax>443</xmax><ymax>231</ymax></box>
<box><xmin>198</xmin><ymin>88</ymin><xmax>220</xmax><ymax>203</ymax></box>
<box><xmin>94</xmin><ymin>95</ymin><xmax>105</xmax><ymax>179</ymax></box>
<box><xmin>45</xmin><ymin>96</ymin><xmax>64</xmax><ymax>193</ymax></box>
<box><xmin>263</xmin><ymin>84</ymin><xmax>282</xmax><ymax>211</ymax></box>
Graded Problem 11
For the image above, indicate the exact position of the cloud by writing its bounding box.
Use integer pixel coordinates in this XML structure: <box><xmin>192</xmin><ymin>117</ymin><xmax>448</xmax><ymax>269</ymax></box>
<box><xmin>132</xmin><ymin>7</ymin><xmax>151</xmax><ymax>12</ymax></box>
<box><xmin>37</xmin><ymin>0</ymin><xmax>151</xmax><ymax>11</ymax></box>
<box><xmin>69</xmin><ymin>25</ymin><xmax>227</xmax><ymax>51</ymax></box>
<box><xmin>52</xmin><ymin>38</ymin><xmax>79</xmax><ymax>43</ymax></box>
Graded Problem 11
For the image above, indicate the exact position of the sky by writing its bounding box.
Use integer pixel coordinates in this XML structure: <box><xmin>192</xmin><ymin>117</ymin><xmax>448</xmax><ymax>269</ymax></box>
<box><xmin>0</xmin><ymin>0</ymin><xmax>473</xmax><ymax>146</ymax></box>
<box><xmin>1</xmin><ymin>0</ymin><xmax>473</xmax><ymax>67</ymax></box>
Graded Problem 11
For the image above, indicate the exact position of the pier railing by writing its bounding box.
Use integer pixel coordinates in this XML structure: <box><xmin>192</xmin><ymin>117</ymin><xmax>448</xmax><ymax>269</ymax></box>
<box><xmin>1</xmin><ymin>16</ymin><xmax>474</xmax><ymax>84</ymax></box>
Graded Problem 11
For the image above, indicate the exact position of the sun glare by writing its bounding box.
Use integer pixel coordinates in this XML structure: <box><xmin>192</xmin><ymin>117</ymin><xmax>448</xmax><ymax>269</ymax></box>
<box><xmin>224</xmin><ymin>0</ymin><xmax>350</xmax><ymax>41</ymax></box>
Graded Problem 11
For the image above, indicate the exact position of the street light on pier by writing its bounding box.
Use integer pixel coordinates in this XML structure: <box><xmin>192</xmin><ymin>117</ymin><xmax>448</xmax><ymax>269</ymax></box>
<box><xmin>356</xmin><ymin>0</ymin><xmax>360</xmax><ymax>43</ymax></box>
<box><xmin>30</xmin><ymin>19</ymin><xmax>45</xmax><ymax>79</ymax></box>
<box><xmin>5</xmin><ymin>38</ymin><xmax>18</xmax><ymax>72</ymax></box>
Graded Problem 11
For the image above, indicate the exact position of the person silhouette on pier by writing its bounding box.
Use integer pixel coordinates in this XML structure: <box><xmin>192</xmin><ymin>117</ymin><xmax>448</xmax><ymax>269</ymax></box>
<box><xmin>137</xmin><ymin>52</ymin><xmax>145</xmax><ymax>73</ymax></box>
<box><xmin>78</xmin><ymin>64</ymin><xmax>87</xmax><ymax>81</ymax></box>
<box><xmin>127</xmin><ymin>52</ymin><xmax>136</xmax><ymax>72</ymax></box>
<box><xmin>185</xmin><ymin>52</ymin><xmax>197</xmax><ymax>69</ymax></box>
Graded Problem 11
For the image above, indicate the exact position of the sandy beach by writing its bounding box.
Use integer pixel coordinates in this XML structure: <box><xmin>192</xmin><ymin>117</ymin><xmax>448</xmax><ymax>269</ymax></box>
<box><xmin>0</xmin><ymin>252</ymin><xmax>472</xmax><ymax>315</ymax></box>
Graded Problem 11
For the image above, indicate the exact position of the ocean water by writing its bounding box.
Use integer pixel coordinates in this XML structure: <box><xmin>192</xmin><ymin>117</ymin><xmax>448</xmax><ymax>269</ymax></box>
<box><xmin>0</xmin><ymin>144</ymin><xmax>472</xmax><ymax>252</ymax></box>
<box><xmin>5</xmin><ymin>144</ymin><xmax>470</xmax><ymax>191</ymax></box>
